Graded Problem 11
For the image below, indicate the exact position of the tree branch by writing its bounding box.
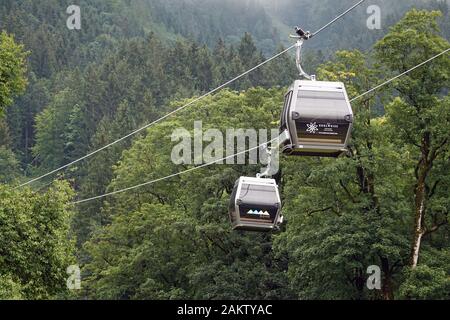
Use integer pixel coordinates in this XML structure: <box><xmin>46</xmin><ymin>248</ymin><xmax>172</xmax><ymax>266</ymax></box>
<box><xmin>424</xmin><ymin>218</ymin><xmax>448</xmax><ymax>236</ymax></box>
<box><xmin>339</xmin><ymin>180</ymin><xmax>357</xmax><ymax>203</ymax></box>
<box><xmin>430</xmin><ymin>138</ymin><xmax>448</xmax><ymax>162</ymax></box>
<box><xmin>307</xmin><ymin>206</ymin><xmax>334</xmax><ymax>216</ymax></box>
<box><xmin>427</xmin><ymin>179</ymin><xmax>440</xmax><ymax>199</ymax></box>
<box><xmin>203</xmin><ymin>232</ymin><xmax>229</xmax><ymax>255</ymax></box>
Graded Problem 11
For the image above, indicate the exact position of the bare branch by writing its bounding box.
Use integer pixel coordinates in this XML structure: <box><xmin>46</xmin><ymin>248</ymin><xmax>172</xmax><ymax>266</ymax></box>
<box><xmin>427</xmin><ymin>180</ymin><xmax>441</xmax><ymax>199</ymax></box>
<box><xmin>424</xmin><ymin>219</ymin><xmax>448</xmax><ymax>236</ymax></box>
<box><xmin>307</xmin><ymin>206</ymin><xmax>334</xmax><ymax>216</ymax></box>
<box><xmin>339</xmin><ymin>180</ymin><xmax>358</xmax><ymax>203</ymax></box>
<box><xmin>430</xmin><ymin>138</ymin><xmax>449</xmax><ymax>162</ymax></box>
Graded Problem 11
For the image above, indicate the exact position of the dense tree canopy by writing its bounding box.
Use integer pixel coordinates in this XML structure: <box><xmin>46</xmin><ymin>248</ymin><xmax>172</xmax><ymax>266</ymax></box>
<box><xmin>0</xmin><ymin>1</ymin><xmax>449</xmax><ymax>300</ymax></box>
<box><xmin>0</xmin><ymin>31</ymin><xmax>27</xmax><ymax>116</ymax></box>
<box><xmin>0</xmin><ymin>182</ymin><xmax>76</xmax><ymax>299</ymax></box>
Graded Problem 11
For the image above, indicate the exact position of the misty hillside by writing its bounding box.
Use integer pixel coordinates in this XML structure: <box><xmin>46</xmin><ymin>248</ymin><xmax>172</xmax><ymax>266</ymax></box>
<box><xmin>262</xmin><ymin>0</ymin><xmax>449</xmax><ymax>50</ymax></box>
<box><xmin>1</xmin><ymin>0</ymin><xmax>448</xmax><ymax>63</ymax></box>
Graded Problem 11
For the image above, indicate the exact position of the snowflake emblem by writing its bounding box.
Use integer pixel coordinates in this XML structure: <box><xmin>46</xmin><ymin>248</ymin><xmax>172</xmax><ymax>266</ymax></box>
<box><xmin>306</xmin><ymin>122</ymin><xmax>319</xmax><ymax>134</ymax></box>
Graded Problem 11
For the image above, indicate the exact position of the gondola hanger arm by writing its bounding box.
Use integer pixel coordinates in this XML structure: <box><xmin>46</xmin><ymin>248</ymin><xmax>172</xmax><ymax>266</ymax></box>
<box><xmin>290</xmin><ymin>27</ymin><xmax>316</xmax><ymax>81</ymax></box>
<box><xmin>290</xmin><ymin>27</ymin><xmax>311</xmax><ymax>40</ymax></box>
<box><xmin>258</xmin><ymin>130</ymin><xmax>290</xmax><ymax>179</ymax></box>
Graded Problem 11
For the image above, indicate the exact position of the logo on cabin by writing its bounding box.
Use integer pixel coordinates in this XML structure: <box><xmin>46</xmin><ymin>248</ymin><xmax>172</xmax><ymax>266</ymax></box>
<box><xmin>247</xmin><ymin>210</ymin><xmax>270</xmax><ymax>217</ymax></box>
<box><xmin>306</xmin><ymin>122</ymin><xmax>319</xmax><ymax>134</ymax></box>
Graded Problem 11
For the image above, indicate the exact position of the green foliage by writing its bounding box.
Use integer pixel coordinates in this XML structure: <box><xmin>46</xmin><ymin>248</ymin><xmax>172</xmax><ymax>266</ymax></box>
<box><xmin>76</xmin><ymin>8</ymin><xmax>450</xmax><ymax>300</ymax></box>
<box><xmin>375</xmin><ymin>9</ymin><xmax>450</xmax><ymax>271</ymax></box>
<box><xmin>399</xmin><ymin>265</ymin><xmax>450</xmax><ymax>299</ymax></box>
<box><xmin>81</xmin><ymin>88</ymin><xmax>294</xmax><ymax>299</ymax></box>
<box><xmin>375</xmin><ymin>9</ymin><xmax>449</xmax><ymax>102</ymax></box>
<box><xmin>0</xmin><ymin>182</ymin><xmax>76</xmax><ymax>299</ymax></box>
<box><xmin>1</xmin><ymin>1</ymin><xmax>450</xmax><ymax>301</ymax></box>
<box><xmin>32</xmin><ymin>89</ymin><xmax>80</xmax><ymax>172</ymax></box>
<box><xmin>0</xmin><ymin>274</ymin><xmax>23</xmax><ymax>300</ymax></box>
<box><xmin>0</xmin><ymin>146</ymin><xmax>20</xmax><ymax>183</ymax></box>
<box><xmin>83</xmin><ymin>203</ymin><xmax>199</xmax><ymax>299</ymax></box>
<box><xmin>276</xmin><ymin>8</ymin><xmax>450</xmax><ymax>300</ymax></box>
<box><xmin>6</xmin><ymin>74</ymin><xmax>50</xmax><ymax>165</ymax></box>
<box><xmin>31</xmin><ymin>33</ymin><xmax>293</xmax><ymax>174</ymax></box>
<box><xmin>0</xmin><ymin>31</ymin><xmax>27</xmax><ymax>116</ymax></box>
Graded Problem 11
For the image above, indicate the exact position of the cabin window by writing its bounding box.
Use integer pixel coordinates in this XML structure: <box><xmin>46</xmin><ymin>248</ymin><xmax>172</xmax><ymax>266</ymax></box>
<box><xmin>280</xmin><ymin>91</ymin><xmax>293</xmax><ymax>131</ymax></box>
<box><xmin>296</xmin><ymin>90</ymin><xmax>349</xmax><ymax>120</ymax></box>
<box><xmin>239</xmin><ymin>183</ymin><xmax>279</xmax><ymax>206</ymax></box>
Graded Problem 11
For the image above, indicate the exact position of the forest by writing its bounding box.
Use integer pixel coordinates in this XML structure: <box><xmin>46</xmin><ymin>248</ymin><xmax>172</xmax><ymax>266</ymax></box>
<box><xmin>0</xmin><ymin>0</ymin><xmax>449</xmax><ymax>300</ymax></box>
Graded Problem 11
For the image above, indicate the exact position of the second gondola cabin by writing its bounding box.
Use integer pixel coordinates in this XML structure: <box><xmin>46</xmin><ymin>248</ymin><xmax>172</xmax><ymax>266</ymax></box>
<box><xmin>280</xmin><ymin>80</ymin><xmax>353</xmax><ymax>157</ymax></box>
<box><xmin>229</xmin><ymin>177</ymin><xmax>282</xmax><ymax>232</ymax></box>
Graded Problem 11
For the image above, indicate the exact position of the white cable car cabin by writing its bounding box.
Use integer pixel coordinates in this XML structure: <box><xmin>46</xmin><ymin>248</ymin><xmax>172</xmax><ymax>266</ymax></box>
<box><xmin>280</xmin><ymin>80</ymin><xmax>353</xmax><ymax>157</ymax></box>
<box><xmin>229</xmin><ymin>177</ymin><xmax>283</xmax><ymax>232</ymax></box>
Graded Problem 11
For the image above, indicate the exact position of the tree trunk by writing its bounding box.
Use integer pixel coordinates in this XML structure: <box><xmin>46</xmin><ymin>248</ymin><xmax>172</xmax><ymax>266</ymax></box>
<box><xmin>410</xmin><ymin>226</ymin><xmax>424</xmax><ymax>268</ymax></box>
<box><xmin>381</xmin><ymin>257</ymin><xmax>394</xmax><ymax>300</ymax></box>
<box><xmin>410</xmin><ymin>179</ymin><xmax>426</xmax><ymax>268</ymax></box>
<box><xmin>409</xmin><ymin>133</ymin><xmax>431</xmax><ymax>268</ymax></box>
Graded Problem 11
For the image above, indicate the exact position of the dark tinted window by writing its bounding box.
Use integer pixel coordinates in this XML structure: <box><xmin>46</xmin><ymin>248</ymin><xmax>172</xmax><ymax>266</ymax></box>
<box><xmin>239</xmin><ymin>183</ymin><xmax>279</xmax><ymax>206</ymax></box>
<box><xmin>297</xmin><ymin>90</ymin><xmax>349</xmax><ymax>119</ymax></box>
<box><xmin>238</xmin><ymin>204</ymin><xmax>278</xmax><ymax>223</ymax></box>
<box><xmin>280</xmin><ymin>91</ymin><xmax>292</xmax><ymax>131</ymax></box>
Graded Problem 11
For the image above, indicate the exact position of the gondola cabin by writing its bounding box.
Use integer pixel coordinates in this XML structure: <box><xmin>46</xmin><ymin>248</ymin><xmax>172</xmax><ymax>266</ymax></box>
<box><xmin>229</xmin><ymin>177</ymin><xmax>282</xmax><ymax>232</ymax></box>
<box><xmin>280</xmin><ymin>80</ymin><xmax>353</xmax><ymax>157</ymax></box>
